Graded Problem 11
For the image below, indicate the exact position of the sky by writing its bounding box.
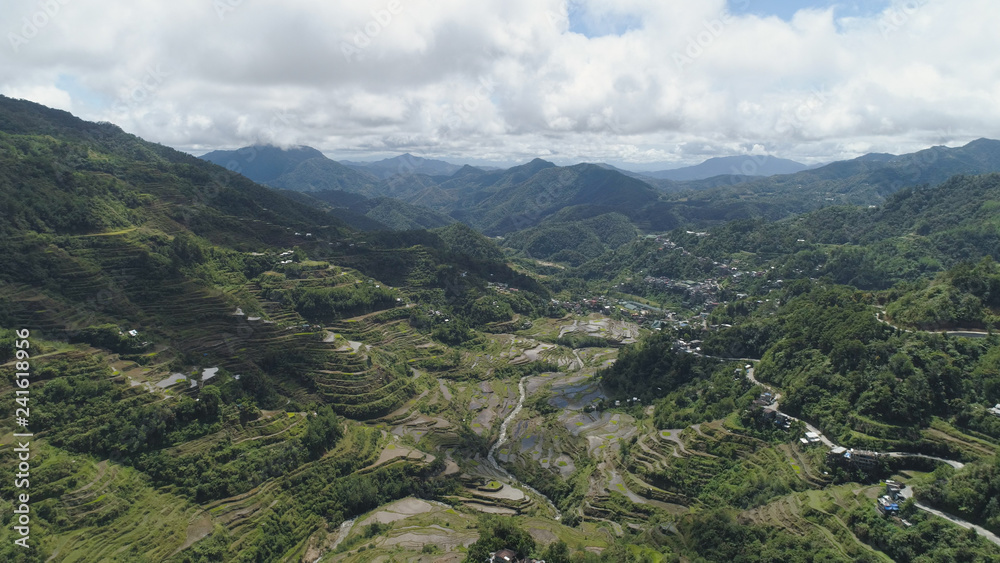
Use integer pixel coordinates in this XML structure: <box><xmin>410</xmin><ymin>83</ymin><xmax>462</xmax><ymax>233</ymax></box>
<box><xmin>2</xmin><ymin>0</ymin><xmax>998</xmax><ymax>169</ymax></box>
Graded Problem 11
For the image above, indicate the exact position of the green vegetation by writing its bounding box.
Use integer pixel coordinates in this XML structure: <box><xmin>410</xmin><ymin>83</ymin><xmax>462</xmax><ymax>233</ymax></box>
<box><xmin>600</xmin><ymin>331</ymin><xmax>718</xmax><ymax>402</ymax></box>
<box><xmin>4</xmin><ymin>96</ymin><xmax>1000</xmax><ymax>562</ymax></box>
<box><xmin>503</xmin><ymin>212</ymin><xmax>639</xmax><ymax>266</ymax></box>
<box><xmin>886</xmin><ymin>257</ymin><xmax>1000</xmax><ymax>330</ymax></box>
<box><xmin>919</xmin><ymin>456</ymin><xmax>1000</xmax><ymax>534</ymax></box>
<box><xmin>464</xmin><ymin>514</ymin><xmax>536</xmax><ymax>563</ymax></box>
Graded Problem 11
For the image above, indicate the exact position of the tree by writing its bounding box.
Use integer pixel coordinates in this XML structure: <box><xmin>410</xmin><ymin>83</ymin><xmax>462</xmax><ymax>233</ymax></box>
<box><xmin>301</xmin><ymin>405</ymin><xmax>343</xmax><ymax>459</ymax></box>
<box><xmin>464</xmin><ymin>515</ymin><xmax>536</xmax><ymax>563</ymax></box>
<box><xmin>542</xmin><ymin>540</ymin><xmax>571</xmax><ymax>563</ymax></box>
<box><xmin>199</xmin><ymin>386</ymin><xmax>222</xmax><ymax>421</ymax></box>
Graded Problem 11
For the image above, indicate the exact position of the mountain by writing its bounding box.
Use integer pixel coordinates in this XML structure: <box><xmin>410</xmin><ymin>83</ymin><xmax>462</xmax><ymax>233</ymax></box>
<box><xmin>641</xmin><ymin>138</ymin><xmax>1000</xmax><ymax>227</ymax></box>
<box><xmin>0</xmin><ymin>96</ymin><xmax>560</xmax><ymax>560</ymax></box>
<box><xmin>324</xmin><ymin>158</ymin><xmax>663</xmax><ymax>235</ymax></box>
<box><xmin>643</xmin><ymin>155</ymin><xmax>809</xmax><ymax>181</ymax></box>
<box><xmin>501</xmin><ymin>211</ymin><xmax>639</xmax><ymax>266</ymax></box>
<box><xmin>576</xmin><ymin>172</ymin><xmax>1000</xmax><ymax>293</ymax></box>
<box><xmin>446</xmin><ymin>162</ymin><xmax>662</xmax><ymax>234</ymax></box>
<box><xmin>6</xmin><ymin>96</ymin><xmax>1000</xmax><ymax>563</ymax></box>
<box><xmin>287</xmin><ymin>189</ymin><xmax>456</xmax><ymax>231</ymax></box>
<box><xmin>199</xmin><ymin>139</ymin><xmax>1000</xmax><ymax>250</ymax></box>
<box><xmin>342</xmin><ymin>153</ymin><xmax>464</xmax><ymax>179</ymax></box>
<box><xmin>200</xmin><ymin>144</ymin><xmax>325</xmax><ymax>182</ymax></box>
<box><xmin>201</xmin><ymin>145</ymin><xmax>379</xmax><ymax>194</ymax></box>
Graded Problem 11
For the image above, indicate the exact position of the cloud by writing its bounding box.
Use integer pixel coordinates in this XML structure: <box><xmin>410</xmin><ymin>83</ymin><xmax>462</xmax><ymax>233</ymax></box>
<box><xmin>1</xmin><ymin>0</ymin><xmax>998</xmax><ymax>166</ymax></box>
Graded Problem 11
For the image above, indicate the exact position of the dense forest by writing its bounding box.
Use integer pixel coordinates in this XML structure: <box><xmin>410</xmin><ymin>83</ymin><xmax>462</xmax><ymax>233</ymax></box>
<box><xmin>3</xmin><ymin>96</ymin><xmax>1000</xmax><ymax>562</ymax></box>
<box><xmin>886</xmin><ymin>257</ymin><xmax>1000</xmax><ymax>330</ymax></box>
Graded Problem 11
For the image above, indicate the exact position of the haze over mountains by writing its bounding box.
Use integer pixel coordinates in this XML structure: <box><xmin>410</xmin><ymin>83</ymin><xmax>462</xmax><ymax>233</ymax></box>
<box><xmin>199</xmin><ymin>138</ymin><xmax>1000</xmax><ymax>238</ymax></box>
<box><xmin>9</xmin><ymin>0</ymin><xmax>1000</xmax><ymax>558</ymax></box>
<box><xmin>201</xmin><ymin>145</ymin><xmax>813</xmax><ymax>188</ymax></box>
<box><xmin>6</xmin><ymin>94</ymin><xmax>1000</xmax><ymax>562</ymax></box>
<box><xmin>641</xmin><ymin>155</ymin><xmax>810</xmax><ymax>181</ymax></box>
<box><xmin>341</xmin><ymin>153</ymin><xmax>465</xmax><ymax>178</ymax></box>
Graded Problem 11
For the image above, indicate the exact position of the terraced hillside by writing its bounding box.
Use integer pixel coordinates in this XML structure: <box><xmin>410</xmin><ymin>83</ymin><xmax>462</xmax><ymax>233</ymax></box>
<box><xmin>0</xmin><ymin>98</ymin><xmax>562</xmax><ymax>561</ymax></box>
<box><xmin>4</xmin><ymin>97</ymin><xmax>1000</xmax><ymax>562</ymax></box>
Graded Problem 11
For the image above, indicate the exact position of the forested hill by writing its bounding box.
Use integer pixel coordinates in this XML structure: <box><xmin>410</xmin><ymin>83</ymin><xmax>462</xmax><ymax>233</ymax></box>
<box><xmin>568</xmin><ymin>173</ymin><xmax>1000</xmax><ymax>292</ymax></box>
<box><xmin>0</xmin><ymin>109</ymin><xmax>358</xmax><ymax>250</ymax></box>
<box><xmin>202</xmin><ymin>145</ymin><xmax>667</xmax><ymax>234</ymax></box>
<box><xmin>280</xmin><ymin>189</ymin><xmax>457</xmax><ymax>232</ymax></box>
<box><xmin>0</xmin><ymin>94</ymin><xmax>546</xmax><ymax>374</ymax></box>
<box><xmin>0</xmin><ymin>96</ymin><xmax>562</xmax><ymax>561</ymax></box>
<box><xmin>656</xmin><ymin>138</ymin><xmax>1000</xmax><ymax>220</ymax></box>
<box><xmin>200</xmin><ymin>144</ymin><xmax>380</xmax><ymax>195</ymax></box>
<box><xmin>199</xmin><ymin>139</ymin><xmax>1000</xmax><ymax>244</ymax></box>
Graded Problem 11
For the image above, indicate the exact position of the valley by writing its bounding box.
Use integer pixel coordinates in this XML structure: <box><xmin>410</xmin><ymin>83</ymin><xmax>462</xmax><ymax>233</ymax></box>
<box><xmin>1</xmin><ymin>96</ymin><xmax>1000</xmax><ymax>562</ymax></box>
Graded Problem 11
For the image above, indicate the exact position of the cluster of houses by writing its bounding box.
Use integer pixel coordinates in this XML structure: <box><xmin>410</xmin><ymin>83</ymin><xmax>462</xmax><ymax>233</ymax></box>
<box><xmin>877</xmin><ymin>480</ymin><xmax>906</xmax><ymax>517</ymax></box>
<box><xmin>800</xmin><ymin>432</ymin><xmax>823</xmax><ymax>446</ymax></box>
<box><xmin>646</xmin><ymin>234</ymin><xmax>678</xmax><ymax>249</ymax></box>
<box><xmin>674</xmin><ymin>338</ymin><xmax>704</xmax><ymax>354</ymax></box>
<box><xmin>990</xmin><ymin>404</ymin><xmax>1000</xmax><ymax>417</ymax></box>
<box><xmin>827</xmin><ymin>447</ymin><xmax>883</xmax><ymax>469</ymax></box>
<box><xmin>277</xmin><ymin>250</ymin><xmax>295</xmax><ymax>265</ymax></box>
<box><xmin>547</xmin><ymin>295</ymin><xmax>615</xmax><ymax>316</ymax></box>
<box><xmin>642</xmin><ymin>275</ymin><xmax>721</xmax><ymax>304</ymax></box>
<box><xmin>760</xmin><ymin>407</ymin><xmax>792</xmax><ymax>430</ymax></box>
<box><xmin>487</xmin><ymin>281</ymin><xmax>521</xmax><ymax>295</ymax></box>
<box><xmin>749</xmin><ymin>392</ymin><xmax>793</xmax><ymax>430</ymax></box>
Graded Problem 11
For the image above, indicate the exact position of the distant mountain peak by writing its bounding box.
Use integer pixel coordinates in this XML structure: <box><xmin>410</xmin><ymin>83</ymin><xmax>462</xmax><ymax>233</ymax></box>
<box><xmin>643</xmin><ymin>155</ymin><xmax>808</xmax><ymax>181</ymax></box>
<box><xmin>200</xmin><ymin>144</ymin><xmax>377</xmax><ymax>191</ymax></box>
<box><xmin>341</xmin><ymin>153</ymin><xmax>463</xmax><ymax>179</ymax></box>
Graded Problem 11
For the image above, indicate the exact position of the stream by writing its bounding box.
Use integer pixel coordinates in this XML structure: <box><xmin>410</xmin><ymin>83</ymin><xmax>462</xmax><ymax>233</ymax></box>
<box><xmin>487</xmin><ymin>376</ymin><xmax>563</xmax><ymax>520</ymax></box>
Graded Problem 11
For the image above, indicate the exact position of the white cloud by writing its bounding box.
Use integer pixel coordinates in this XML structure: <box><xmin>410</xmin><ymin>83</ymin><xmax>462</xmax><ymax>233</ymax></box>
<box><xmin>1</xmin><ymin>0</ymin><xmax>998</xmax><ymax>166</ymax></box>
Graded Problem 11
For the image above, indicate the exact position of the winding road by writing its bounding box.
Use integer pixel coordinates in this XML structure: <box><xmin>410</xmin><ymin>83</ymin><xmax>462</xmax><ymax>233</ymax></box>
<box><xmin>899</xmin><ymin>487</ymin><xmax>1000</xmax><ymax>546</ymax></box>
<box><xmin>744</xmin><ymin>365</ymin><xmax>997</xmax><ymax>547</ymax></box>
<box><xmin>875</xmin><ymin>311</ymin><xmax>990</xmax><ymax>339</ymax></box>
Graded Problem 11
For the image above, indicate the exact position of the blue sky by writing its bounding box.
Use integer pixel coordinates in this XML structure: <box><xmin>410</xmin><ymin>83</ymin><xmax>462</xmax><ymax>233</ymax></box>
<box><xmin>728</xmin><ymin>0</ymin><xmax>891</xmax><ymax>21</ymax></box>
<box><xmin>567</xmin><ymin>3</ymin><xmax>642</xmax><ymax>37</ymax></box>
<box><xmin>568</xmin><ymin>1</ymin><xmax>893</xmax><ymax>37</ymax></box>
<box><xmin>3</xmin><ymin>0</ymin><xmax>993</xmax><ymax>167</ymax></box>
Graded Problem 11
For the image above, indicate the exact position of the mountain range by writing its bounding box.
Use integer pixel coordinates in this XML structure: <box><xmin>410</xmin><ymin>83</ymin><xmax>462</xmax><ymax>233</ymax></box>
<box><xmin>639</xmin><ymin>155</ymin><xmax>810</xmax><ymax>181</ymax></box>
<box><xmin>341</xmin><ymin>153</ymin><xmax>465</xmax><ymax>178</ymax></box>
<box><xmin>200</xmin><ymin>139</ymin><xmax>1000</xmax><ymax>242</ymax></box>
<box><xmin>5</xmin><ymin>95</ymin><xmax>1000</xmax><ymax>562</ymax></box>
